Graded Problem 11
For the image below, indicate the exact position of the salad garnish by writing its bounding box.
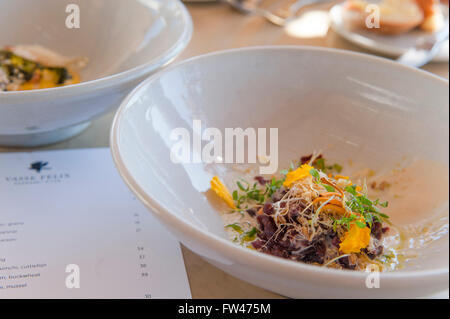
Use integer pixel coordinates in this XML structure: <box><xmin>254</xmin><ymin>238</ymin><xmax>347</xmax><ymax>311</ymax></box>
<box><xmin>211</xmin><ymin>153</ymin><xmax>390</xmax><ymax>270</ymax></box>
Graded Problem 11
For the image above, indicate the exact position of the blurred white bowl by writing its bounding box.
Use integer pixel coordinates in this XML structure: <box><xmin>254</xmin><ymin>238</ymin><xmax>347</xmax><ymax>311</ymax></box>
<box><xmin>0</xmin><ymin>0</ymin><xmax>192</xmax><ymax>147</ymax></box>
<box><xmin>111</xmin><ymin>46</ymin><xmax>449</xmax><ymax>298</ymax></box>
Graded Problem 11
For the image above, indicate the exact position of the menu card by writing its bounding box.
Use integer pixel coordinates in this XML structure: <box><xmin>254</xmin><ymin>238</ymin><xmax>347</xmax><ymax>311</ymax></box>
<box><xmin>0</xmin><ymin>148</ymin><xmax>191</xmax><ymax>299</ymax></box>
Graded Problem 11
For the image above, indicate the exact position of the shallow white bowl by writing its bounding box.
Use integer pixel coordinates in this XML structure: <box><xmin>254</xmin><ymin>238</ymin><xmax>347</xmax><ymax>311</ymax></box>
<box><xmin>0</xmin><ymin>0</ymin><xmax>192</xmax><ymax>147</ymax></box>
<box><xmin>111</xmin><ymin>46</ymin><xmax>449</xmax><ymax>298</ymax></box>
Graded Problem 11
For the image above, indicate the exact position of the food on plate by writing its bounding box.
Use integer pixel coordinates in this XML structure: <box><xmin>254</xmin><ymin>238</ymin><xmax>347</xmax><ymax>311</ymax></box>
<box><xmin>0</xmin><ymin>45</ymin><xmax>86</xmax><ymax>91</ymax></box>
<box><xmin>210</xmin><ymin>153</ymin><xmax>449</xmax><ymax>271</ymax></box>
<box><xmin>210</xmin><ymin>154</ymin><xmax>392</xmax><ymax>271</ymax></box>
<box><xmin>343</xmin><ymin>0</ymin><xmax>445</xmax><ymax>35</ymax></box>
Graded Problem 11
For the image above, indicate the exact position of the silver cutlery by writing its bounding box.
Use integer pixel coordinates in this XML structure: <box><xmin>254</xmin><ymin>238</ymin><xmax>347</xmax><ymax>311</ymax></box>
<box><xmin>396</xmin><ymin>20</ymin><xmax>449</xmax><ymax>68</ymax></box>
<box><xmin>224</xmin><ymin>0</ymin><xmax>331</xmax><ymax>26</ymax></box>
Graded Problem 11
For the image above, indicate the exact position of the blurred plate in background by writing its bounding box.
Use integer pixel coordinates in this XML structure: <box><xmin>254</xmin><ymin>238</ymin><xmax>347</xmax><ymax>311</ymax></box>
<box><xmin>329</xmin><ymin>3</ymin><xmax>449</xmax><ymax>62</ymax></box>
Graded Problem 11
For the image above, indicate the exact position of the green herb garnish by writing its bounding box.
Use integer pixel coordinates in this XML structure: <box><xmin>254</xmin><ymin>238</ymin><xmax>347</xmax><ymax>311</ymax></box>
<box><xmin>322</xmin><ymin>184</ymin><xmax>335</xmax><ymax>192</ymax></box>
<box><xmin>331</xmin><ymin>185</ymin><xmax>390</xmax><ymax>230</ymax></box>
<box><xmin>309</xmin><ymin>168</ymin><xmax>321</xmax><ymax>182</ymax></box>
<box><xmin>225</xmin><ymin>223</ymin><xmax>243</xmax><ymax>234</ymax></box>
<box><xmin>242</xmin><ymin>227</ymin><xmax>260</xmax><ymax>242</ymax></box>
<box><xmin>312</xmin><ymin>157</ymin><xmax>343</xmax><ymax>174</ymax></box>
<box><xmin>233</xmin><ymin>176</ymin><xmax>284</xmax><ymax>208</ymax></box>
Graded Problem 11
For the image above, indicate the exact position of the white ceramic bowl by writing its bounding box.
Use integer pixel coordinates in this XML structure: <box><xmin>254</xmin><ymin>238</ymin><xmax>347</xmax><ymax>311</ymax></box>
<box><xmin>111</xmin><ymin>46</ymin><xmax>449</xmax><ymax>298</ymax></box>
<box><xmin>0</xmin><ymin>0</ymin><xmax>192</xmax><ymax>147</ymax></box>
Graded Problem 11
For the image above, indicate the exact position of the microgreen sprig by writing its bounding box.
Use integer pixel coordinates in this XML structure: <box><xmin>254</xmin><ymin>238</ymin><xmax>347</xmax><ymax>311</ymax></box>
<box><xmin>232</xmin><ymin>176</ymin><xmax>285</xmax><ymax>208</ymax></box>
<box><xmin>313</xmin><ymin>158</ymin><xmax>343</xmax><ymax>174</ymax></box>
<box><xmin>225</xmin><ymin>223</ymin><xmax>243</xmax><ymax>234</ymax></box>
<box><xmin>333</xmin><ymin>185</ymin><xmax>390</xmax><ymax>229</ymax></box>
<box><xmin>242</xmin><ymin>227</ymin><xmax>259</xmax><ymax>242</ymax></box>
<box><xmin>310</xmin><ymin>167</ymin><xmax>336</xmax><ymax>192</ymax></box>
<box><xmin>226</xmin><ymin>224</ymin><xmax>260</xmax><ymax>244</ymax></box>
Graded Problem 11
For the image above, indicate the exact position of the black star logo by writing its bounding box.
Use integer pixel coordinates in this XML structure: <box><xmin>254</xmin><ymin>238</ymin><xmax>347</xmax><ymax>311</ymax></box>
<box><xmin>29</xmin><ymin>161</ymin><xmax>49</xmax><ymax>173</ymax></box>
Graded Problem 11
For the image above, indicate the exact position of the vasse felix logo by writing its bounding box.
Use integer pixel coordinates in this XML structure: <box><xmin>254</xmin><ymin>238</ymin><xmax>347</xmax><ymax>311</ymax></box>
<box><xmin>29</xmin><ymin>161</ymin><xmax>50</xmax><ymax>173</ymax></box>
<box><xmin>4</xmin><ymin>161</ymin><xmax>69</xmax><ymax>185</ymax></box>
